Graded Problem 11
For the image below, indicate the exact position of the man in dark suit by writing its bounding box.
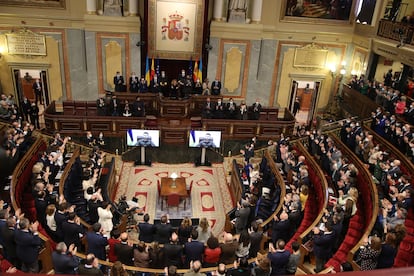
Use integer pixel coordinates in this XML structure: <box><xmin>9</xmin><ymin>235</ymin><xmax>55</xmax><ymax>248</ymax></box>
<box><xmin>14</xmin><ymin>218</ymin><xmax>42</xmax><ymax>273</ymax></box>
<box><xmin>62</xmin><ymin>212</ymin><xmax>84</xmax><ymax>249</ymax></box>
<box><xmin>1</xmin><ymin>217</ymin><xmax>19</xmax><ymax>267</ymax></box>
<box><xmin>109</xmin><ymin>95</ymin><xmax>120</xmax><ymax>116</ymax></box>
<box><xmin>86</xmin><ymin>223</ymin><xmax>108</xmax><ymax>261</ymax></box>
<box><xmin>267</xmin><ymin>239</ymin><xmax>290</xmax><ymax>275</ymax></box>
<box><xmin>29</xmin><ymin>102</ymin><xmax>40</xmax><ymax>129</ymax></box>
<box><xmin>52</xmin><ymin>242</ymin><xmax>79</xmax><ymax>275</ymax></box>
<box><xmin>21</xmin><ymin>97</ymin><xmax>32</xmax><ymax>122</ymax></box>
<box><xmin>250</xmin><ymin>98</ymin><xmax>262</xmax><ymax>120</ymax></box>
<box><xmin>154</xmin><ymin>215</ymin><xmax>173</xmax><ymax>244</ymax></box>
<box><xmin>312</xmin><ymin>221</ymin><xmax>336</xmax><ymax>273</ymax></box>
<box><xmin>77</xmin><ymin>253</ymin><xmax>103</xmax><ymax>275</ymax></box>
<box><xmin>234</xmin><ymin>201</ymin><xmax>251</xmax><ymax>234</ymax></box>
<box><xmin>32</xmin><ymin>79</ymin><xmax>43</xmax><ymax>105</ymax></box>
<box><xmin>114</xmin><ymin>232</ymin><xmax>133</xmax><ymax>266</ymax></box>
<box><xmin>34</xmin><ymin>190</ymin><xmax>48</xmax><ymax>228</ymax></box>
<box><xmin>54</xmin><ymin>202</ymin><xmax>69</xmax><ymax>242</ymax></box>
<box><xmin>0</xmin><ymin>208</ymin><xmax>10</xmax><ymax>248</ymax></box>
<box><xmin>129</xmin><ymin>72</ymin><xmax>139</xmax><ymax>92</ymax></box>
<box><xmin>271</xmin><ymin>211</ymin><xmax>291</xmax><ymax>244</ymax></box>
<box><xmin>87</xmin><ymin>196</ymin><xmax>102</xmax><ymax>225</ymax></box>
<box><xmin>132</xmin><ymin>96</ymin><xmax>145</xmax><ymax>117</ymax></box>
<box><xmin>226</xmin><ymin>98</ymin><xmax>237</xmax><ymax>119</ymax></box>
<box><xmin>137</xmin><ymin>213</ymin><xmax>154</xmax><ymax>243</ymax></box>
<box><xmin>138</xmin><ymin>77</ymin><xmax>149</xmax><ymax>93</ymax></box>
<box><xmin>404</xmin><ymin>102</ymin><xmax>414</xmax><ymax>125</ymax></box>
<box><xmin>211</xmin><ymin>78</ymin><xmax>222</xmax><ymax>95</ymax></box>
<box><xmin>202</xmin><ymin>97</ymin><xmax>215</xmax><ymax>119</ymax></box>
<box><xmin>113</xmin><ymin>71</ymin><xmax>125</xmax><ymax>92</ymax></box>
<box><xmin>214</xmin><ymin>98</ymin><xmax>225</xmax><ymax>119</ymax></box>
<box><xmin>184</xmin><ymin>230</ymin><xmax>204</xmax><ymax>267</ymax></box>
<box><xmin>248</xmin><ymin>221</ymin><xmax>263</xmax><ymax>258</ymax></box>
<box><xmin>163</xmin><ymin>232</ymin><xmax>184</xmax><ymax>268</ymax></box>
<box><xmin>219</xmin><ymin>233</ymin><xmax>238</xmax><ymax>265</ymax></box>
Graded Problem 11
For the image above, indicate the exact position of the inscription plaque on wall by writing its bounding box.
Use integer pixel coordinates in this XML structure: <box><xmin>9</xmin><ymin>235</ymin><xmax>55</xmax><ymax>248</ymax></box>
<box><xmin>6</xmin><ymin>32</ymin><xmax>46</xmax><ymax>56</ymax></box>
<box><xmin>294</xmin><ymin>48</ymin><xmax>327</xmax><ymax>68</ymax></box>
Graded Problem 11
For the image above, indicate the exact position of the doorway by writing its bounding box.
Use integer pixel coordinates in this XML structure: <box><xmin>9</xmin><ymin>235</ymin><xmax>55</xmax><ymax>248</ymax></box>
<box><xmin>289</xmin><ymin>80</ymin><xmax>321</xmax><ymax>127</ymax></box>
<box><xmin>13</xmin><ymin>69</ymin><xmax>50</xmax><ymax>106</ymax></box>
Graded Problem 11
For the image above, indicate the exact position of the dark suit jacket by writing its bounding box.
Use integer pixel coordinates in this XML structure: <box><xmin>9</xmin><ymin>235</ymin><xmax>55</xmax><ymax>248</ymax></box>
<box><xmin>114</xmin><ymin>75</ymin><xmax>125</xmax><ymax>92</ymax></box>
<box><xmin>154</xmin><ymin>223</ymin><xmax>173</xmax><ymax>244</ymax></box>
<box><xmin>114</xmin><ymin>242</ymin><xmax>134</xmax><ymax>266</ymax></box>
<box><xmin>313</xmin><ymin>231</ymin><xmax>336</xmax><ymax>260</ymax></box>
<box><xmin>251</xmin><ymin>103</ymin><xmax>262</xmax><ymax>120</ymax></box>
<box><xmin>184</xmin><ymin>240</ymin><xmax>204</xmax><ymax>264</ymax></box>
<box><xmin>109</xmin><ymin>98</ymin><xmax>121</xmax><ymax>114</ymax></box>
<box><xmin>268</xmin><ymin>250</ymin><xmax>290</xmax><ymax>275</ymax></box>
<box><xmin>132</xmin><ymin>100</ymin><xmax>145</xmax><ymax>117</ymax></box>
<box><xmin>219</xmin><ymin>241</ymin><xmax>238</xmax><ymax>265</ymax></box>
<box><xmin>86</xmin><ymin>232</ymin><xmax>108</xmax><ymax>260</ymax></box>
<box><xmin>271</xmin><ymin>219</ymin><xmax>291</xmax><ymax>244</ymax></box>
<box><xmin>35</xmin><ymin>198</ymin><xmax>48</xmax><ymax>226</ymax></box>
<box><xmin>1</xmin><ymin>226</ymin><xmax>17</xmax><ymax>261</ymax></box>
<box><xmin>62</xmin><ymin>221</ymin><xmax>84</xmax><ymax>249</ymax></box>
<box><xmin>14</xmin><ymin>229</ymin><xmax>42</xmax><ymax>264</ymax></box>
<box><xmin>163</xmin><ymin>243</ymin><xmax>183</xmax><ymax>268</ymax></box>
<box><xmin>54</xmin><ymin>211</ymin><xmax>67</xmax><ymax>242</ymax></box>
<box><xmin>235</xmin><ymin>207</ymin><xmax>250</xmax><ymax>232</ymax></box>
<box><xmin>211</xmin><ymin>81</ymin><xmax>221</xmax><ymax>95</ymax></box>
<box><xmin>52</xmin><ymin>251</ymin><xmax>79</xmax><ymax>274</ymax></box>
<box><xmin>138</xmin><ymin>222</ymin><xmax>154</xmax><ymax>243</ymax></box>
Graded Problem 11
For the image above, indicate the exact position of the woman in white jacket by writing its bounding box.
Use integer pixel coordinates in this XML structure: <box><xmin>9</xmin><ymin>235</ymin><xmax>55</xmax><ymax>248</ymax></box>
<box><xmin>98</xmin><ymin>202</ymin><xmax>113</xmax><ymax>237</ymax></box>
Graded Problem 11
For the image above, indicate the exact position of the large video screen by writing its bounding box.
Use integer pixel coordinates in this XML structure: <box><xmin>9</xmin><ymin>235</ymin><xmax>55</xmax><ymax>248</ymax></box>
<box><xmin>189</xmin><ymin>130</ymin><xmax>221</xmax><ymax>148</ymax></box>
<box><xmin>126</xmin><ymin>129</ymin><xmax>160</xmax><ymax>147</ymax></box>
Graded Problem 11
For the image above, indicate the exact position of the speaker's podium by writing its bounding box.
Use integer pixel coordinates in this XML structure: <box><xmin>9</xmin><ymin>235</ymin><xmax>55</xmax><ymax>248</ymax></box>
<box><xmin>195</xmin><ymin>147</ymin><xmax>211</xmax><ymax>167</ymax></box>
<box><xmin>134</xmin><ymin>146</ymin><xmax>152</xmax><ymax>166</ymax></box>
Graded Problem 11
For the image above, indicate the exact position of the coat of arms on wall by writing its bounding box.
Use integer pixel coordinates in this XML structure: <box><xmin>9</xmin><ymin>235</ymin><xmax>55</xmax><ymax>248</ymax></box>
<box><xmin>148</xmin><ymin>0</ymin><xmax>204</xmax><ymax>60</ymax></box>
<box><xmin>162</xmin><ymin>12</ymin><xmax>190</xmax><ymax>41</ymax></box>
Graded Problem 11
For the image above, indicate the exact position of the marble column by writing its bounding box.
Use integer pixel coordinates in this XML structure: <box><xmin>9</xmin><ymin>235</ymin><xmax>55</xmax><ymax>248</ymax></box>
<box><xmin>251</xmin><ymin>0</ymin><xmax>263</xmax><ymax>23</ymax></box>
<box><xmin>213</xmin><ymin>0</ymin><xmax>224</xmax><ymax>21</ymax></box>
<box><xmin>128</xmin><ymin>0</ymin><xmax>138</xmax><ymax>16</ymax></box>
<box><xmin>86</xmin><ymin>0</ymin><xmax>97</xmax><ymax>15</ymax></box>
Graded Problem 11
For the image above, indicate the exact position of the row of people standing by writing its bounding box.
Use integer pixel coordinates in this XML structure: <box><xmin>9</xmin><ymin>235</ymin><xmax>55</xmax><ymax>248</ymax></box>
<box><xmin>202</xmin><ymin>97</ymin><xmax>262</xmax><ymax>120</ymax></box>
<box><xmin>114</xmin><ymin>70</ymin><xmax>222</xmax><ymax>97</ymax></box>
<box><xmin>97</xmin><ymin>95</ymin><xmax>145</xmax><ymax>117</ymax></box>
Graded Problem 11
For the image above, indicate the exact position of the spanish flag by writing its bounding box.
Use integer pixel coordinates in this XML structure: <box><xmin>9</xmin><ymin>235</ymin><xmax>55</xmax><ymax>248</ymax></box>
<box><xmin>145</xmin><ymin>56</ymin><xmax>150</xmax><ymax>85</ymax></box>
<box><xmin>150</xmin><ymin>58</ymin><xmax>155</xmax><ymax>80</ymax></box>
<box><xmin>193</xmin><ymin>60</ymin><xmax>199</xmax><ymax>82</ymax></box>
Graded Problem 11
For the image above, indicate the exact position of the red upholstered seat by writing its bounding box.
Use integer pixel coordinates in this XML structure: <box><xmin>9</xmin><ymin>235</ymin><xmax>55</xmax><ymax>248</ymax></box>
<box><xmin>405</xmin><ymin>219</ymin><xmax>414</xmax><ymax>230</ymax></box>
<box><xmin>347</xmin><ymin>228</ymin><xmax>360</xmax><ymax>238</ymax></box>
<box><xmin>167</xmin><ymin>193</ymin><xmax>181</xmax><ymax>212</ymax></box>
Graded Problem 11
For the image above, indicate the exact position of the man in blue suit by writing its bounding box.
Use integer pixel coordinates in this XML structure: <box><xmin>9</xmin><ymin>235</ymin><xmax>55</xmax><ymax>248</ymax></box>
<box><xmin>52</xmin><ymin>242</ymin><xmax>79</xmax><ymax>274</ymax></box>
<box><xmin>184</xmin><ymin>230</ymin><xmax>205</xmax><ymax>267</ymax></box>
<box><xmin>312</xmin><ymin>221</ymin><xmax>336</xmax><ymax>273</ymax></box>
<box><xmin>137</xmin><ymin>213</ymin><xmax>154</xmax><ymax>243</ymax></box>
<box><xmin>14</xmin><ymin>218</ymin><xmax>42</xmax><ymax>273</ymax></box>
<box><xmin>86</xmin><ymin>223</ymin><xmax>108</xmax><ymax>261</ymax></box>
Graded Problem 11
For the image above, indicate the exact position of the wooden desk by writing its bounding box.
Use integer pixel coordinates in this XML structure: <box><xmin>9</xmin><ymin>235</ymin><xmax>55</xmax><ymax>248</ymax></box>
<box><xmin>160</xmin><ymin>177</ymin><xmax>188</xmax><ymax>210</ymax></box>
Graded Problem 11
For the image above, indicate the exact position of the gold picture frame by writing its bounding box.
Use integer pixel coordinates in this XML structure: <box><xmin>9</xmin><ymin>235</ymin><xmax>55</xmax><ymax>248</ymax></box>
<box><xmin>280</xmin><ymin>0</ymin><xmax>355</xmax><ymax>25</ymax></box>
<box><xmin>0</xmin><ymin>0</ymin><xmax>66</xmax><ymax>9</ymax></box>
<box><xmin>148</xmin><ymin>0</ymin><xmax>204</xmax><ymax>60</ymax></box>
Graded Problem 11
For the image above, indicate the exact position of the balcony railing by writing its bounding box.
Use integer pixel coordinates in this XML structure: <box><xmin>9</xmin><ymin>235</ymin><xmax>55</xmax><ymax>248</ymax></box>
<box><xmin>377</xmin><ymin>19</ymin><xmax>414</xmax><ymax>46</ymax></box>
